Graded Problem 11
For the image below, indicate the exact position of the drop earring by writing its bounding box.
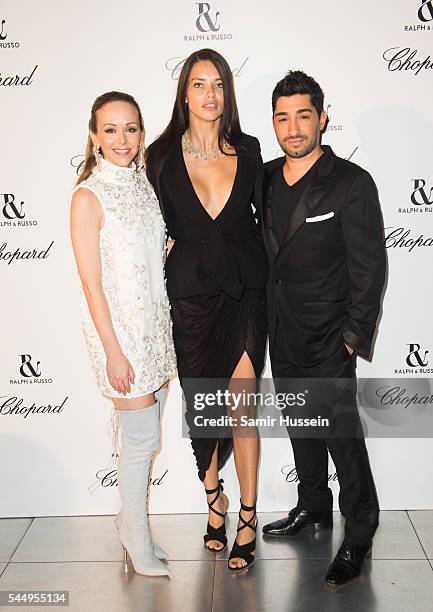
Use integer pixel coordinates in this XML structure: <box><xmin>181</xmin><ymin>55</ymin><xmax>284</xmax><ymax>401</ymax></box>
<box><xmin>137</xmin><ymin>141</ymin><xmax>145</xmax><ymax>173</ymax></box>
<box><xmin>93</xmin><ymin>144</ymin><xmax>102</xmax><ymax>171</ymax></box>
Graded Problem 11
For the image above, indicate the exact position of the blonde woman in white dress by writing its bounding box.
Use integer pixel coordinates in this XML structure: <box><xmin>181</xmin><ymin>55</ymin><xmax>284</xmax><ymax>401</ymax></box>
<box><xmin>70</xmin><ymin>91</ymin><xmax>177</xmax><ymax>577</ymax></box>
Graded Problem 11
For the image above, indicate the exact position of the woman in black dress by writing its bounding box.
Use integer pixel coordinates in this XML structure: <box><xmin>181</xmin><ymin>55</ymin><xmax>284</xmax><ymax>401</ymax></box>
<box><xmin>146</xmin><ymin>48</ymin><xmax>267</xmax><ymax>571</ymax></box>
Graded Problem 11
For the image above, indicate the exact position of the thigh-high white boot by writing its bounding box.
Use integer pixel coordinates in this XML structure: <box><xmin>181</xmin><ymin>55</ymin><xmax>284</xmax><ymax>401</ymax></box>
<box><xmin>116</xmin><ymin>400</ymin><xmax>169</xmax><ymax>576</ymax></box>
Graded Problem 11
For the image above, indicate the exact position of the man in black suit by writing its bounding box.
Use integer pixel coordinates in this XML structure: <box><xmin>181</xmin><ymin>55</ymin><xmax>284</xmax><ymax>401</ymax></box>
<box><xmin>261</xmin><ymin>71</ymin><xmax>386</xmax><ymax>587</ymax></box>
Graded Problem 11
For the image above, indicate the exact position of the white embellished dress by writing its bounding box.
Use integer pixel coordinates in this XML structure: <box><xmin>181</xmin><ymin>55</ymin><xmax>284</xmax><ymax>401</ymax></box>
<box><xmin>73</xmin><ymin>158</ymin><xmax>177</xmax><ymax>398</ymax></box>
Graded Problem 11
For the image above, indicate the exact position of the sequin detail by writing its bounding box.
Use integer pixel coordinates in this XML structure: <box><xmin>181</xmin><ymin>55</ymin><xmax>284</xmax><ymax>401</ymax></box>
<box><xmin>73</xmin><ymin>158</ymin><xmax>177</xmax><ymax>398</ymax></box>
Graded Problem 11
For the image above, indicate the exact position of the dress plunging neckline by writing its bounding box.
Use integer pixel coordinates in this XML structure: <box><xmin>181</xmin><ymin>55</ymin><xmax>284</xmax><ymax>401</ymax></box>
<box><xmin>180</xmin><ymin>141</ymin><xmax>239</xmax><ymax>222</ymax></box>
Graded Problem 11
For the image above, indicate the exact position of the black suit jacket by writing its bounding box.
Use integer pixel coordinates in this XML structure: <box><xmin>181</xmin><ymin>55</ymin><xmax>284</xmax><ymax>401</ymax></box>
<box><xmin>147</xmin><ymin>134</ymin><xmax>267</xmax><ymax>299</ymax></box>
<box><xmin>262</xmin><ymin>145</ymin><xmax>386</xmax><ymax>365</ymax></box>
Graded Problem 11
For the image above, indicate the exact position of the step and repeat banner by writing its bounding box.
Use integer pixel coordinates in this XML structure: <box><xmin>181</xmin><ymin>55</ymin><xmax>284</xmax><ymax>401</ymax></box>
<box><xmin>1</xmin><ymin>0</ymin><xmax>433</xmax><ymax>517</ymax></box>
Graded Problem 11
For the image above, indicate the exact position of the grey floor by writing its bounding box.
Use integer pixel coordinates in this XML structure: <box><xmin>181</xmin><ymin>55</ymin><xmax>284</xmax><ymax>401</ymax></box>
<box><xmin>1</xmin><ymin>511</ymin><xmax>433</xmax><ymax>611</ymax></box>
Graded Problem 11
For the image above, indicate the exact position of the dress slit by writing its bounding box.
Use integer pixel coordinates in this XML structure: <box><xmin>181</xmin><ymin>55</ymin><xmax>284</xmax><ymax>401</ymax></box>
<box><xmin>171</xmin><ymin>288</ymin><xmax>266</xmax><ymax>481</ymax></box>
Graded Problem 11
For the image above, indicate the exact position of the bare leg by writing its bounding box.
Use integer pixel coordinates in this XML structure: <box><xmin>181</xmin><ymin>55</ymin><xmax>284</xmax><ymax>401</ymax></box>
<box><xmin>203</xmin><ymin>444</ymin><xmax>229</xmax><ymax>551</ymax></box>
<box><xmin>111</xmin><ymin>379</ymin><xmax>169</xmax><ymax>411</ymax></box>
<box><xmin>229</xmin><ymin>351</ymin><xmax>259</xmax><ymax>569</ymax></box>
<box><xmin>112</xmin><ymin>393</ymin><xmax>156</xmax><ymax>411</ymax></box>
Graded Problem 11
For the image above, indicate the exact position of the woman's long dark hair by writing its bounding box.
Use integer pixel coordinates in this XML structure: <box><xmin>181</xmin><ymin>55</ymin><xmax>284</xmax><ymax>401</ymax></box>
<box><xmin>146</xmin><ymin>48</ymin><xmax>246</xmax><ymax>195</ymax></box>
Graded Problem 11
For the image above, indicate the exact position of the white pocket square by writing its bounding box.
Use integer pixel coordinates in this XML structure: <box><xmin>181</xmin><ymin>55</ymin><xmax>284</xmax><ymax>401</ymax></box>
<box><xmin>305</xmin><ymin>211</ymin><xmax>335</xmax><ymax>223</ymax></box>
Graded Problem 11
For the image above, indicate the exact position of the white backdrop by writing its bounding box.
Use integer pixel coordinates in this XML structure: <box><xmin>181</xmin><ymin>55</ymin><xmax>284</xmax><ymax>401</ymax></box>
<box><xmin>1</xmin><ymin>0</ymin><xmax>433</xmax><ymax>517</ymax></box>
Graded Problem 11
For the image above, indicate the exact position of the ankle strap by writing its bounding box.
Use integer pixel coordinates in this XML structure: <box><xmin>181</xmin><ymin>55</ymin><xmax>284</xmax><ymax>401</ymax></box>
<box><xmin>205</xmin><ymin>479</ymin><xmax>226</xmax><ymax>519</ymax></box>
<box><xmin>240</xmin><ymin>500</ymin><xmax>256</xmax><ymax>512</ymax></box>
<box><xmin>237</xmin><ymin>501</ymin><xmax>257</xmax><ymax>534</ymax></box>
<box><xmin>205</xmin><ymin>478</ymin><xmax>224</xmax><ymax>496</ymax></box>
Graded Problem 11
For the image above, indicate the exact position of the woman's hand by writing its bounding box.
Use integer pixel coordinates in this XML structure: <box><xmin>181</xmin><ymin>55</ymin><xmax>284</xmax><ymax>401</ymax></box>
<box><xmin>106</xmin><ymin>351</ymin><xmax>135</xmax><ymax>395</ymax></box>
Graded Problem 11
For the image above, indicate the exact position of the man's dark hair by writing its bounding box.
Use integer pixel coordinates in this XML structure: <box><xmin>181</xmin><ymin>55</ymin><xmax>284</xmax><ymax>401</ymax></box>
<box><xmin>271</xmin><ymin>70</ymin><xmax>325</xmax><ymax>117</ymax></box>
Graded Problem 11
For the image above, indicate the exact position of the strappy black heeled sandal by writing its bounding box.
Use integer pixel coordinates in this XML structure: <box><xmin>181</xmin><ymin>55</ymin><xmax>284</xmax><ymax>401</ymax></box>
<box><xmin>203</xmin><ymin>479</ymin><xmax>228</xmax><ymax>552</ymax></box>
<box><xmin>228</xmin><ymin>500</ymin><xmax>257</xmax><ymax>572</ymax></box>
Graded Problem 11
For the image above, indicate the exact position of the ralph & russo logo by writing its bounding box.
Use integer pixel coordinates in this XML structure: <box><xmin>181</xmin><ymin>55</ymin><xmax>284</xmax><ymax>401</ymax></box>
<box><xmin>10</xmin><ymin>354</ymin><xmax>53</xmax><ymax>385</ymax></box>
<box><xmin>399</xmin><ymin>179</ymin><xmax>433</xmax><ymax>214</ymax></box>
<box><xmin>184</xmin><ymin>2</ymin><xmax>232</xmax><ymax>42</ymax></box>
<box><xmin>0</xmin><ymin>18</ymin><xmax>20</xmax><ymax>48</ymax></box>
<box><xmin>0</xmin><ymin>193</ymin><xmax>38</xmax><ymax>227</ymax></box>
<box><xmin>419</xmin><ymin>0</ymin><xmax>433</xmax><ymax>22</ymax></box>
<box><xmin>404</xmin><ymin>1</ymin><xmax>433</xmax><ymax>31</ymax></box>
<box><xmin>406</xmin><ymin>343</ymin><xmax>429</xmax><ymax>368</ymax></box>
<box><xmin>325</xmin><ymin>103</ymin><xmax>344</xmax><ymax>133</ymax></box>
<box><xmin>394</xmin><ymin>344</ymin><xmax>432</xmax><ymax>375</ymax></box>
<box><xmin>196</xmin><ymin>2</ymin><xmax>220</xmax><ymax>32</ymax></box>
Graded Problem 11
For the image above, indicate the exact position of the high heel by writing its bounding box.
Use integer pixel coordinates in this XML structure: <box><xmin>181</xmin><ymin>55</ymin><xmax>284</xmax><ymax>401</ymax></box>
<box><xmin>203</xmin><ymin>479</ymin><xmax>228</xmax><ymax>552</ymax></box>
<box><xmin>119</xmin><ymin>531</ymin><xmax>169</xmax><ymax>576</ymax></box>
<box><xmin>228</xmin><ymin>500</ymin><xmax>257</xmax><ymax>572</ymax></box>
<box><xmin>116</xmin><ymin>402</ymin><xmax>169</xmax><ymax>576</ymax></box>
<box><xmin>116</xmin><ymin>386</ymin><xmax>169</xmax><ymax>563</ymax></box>
<box><xmin>114</xmin><ymin>514</ymin><xmax>168</xmax><ymax>560</ymax></box>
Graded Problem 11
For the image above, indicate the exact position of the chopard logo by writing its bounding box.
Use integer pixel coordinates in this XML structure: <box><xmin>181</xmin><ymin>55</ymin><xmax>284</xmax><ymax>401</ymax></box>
<box><xmin>281</xmin><ymin>464</ymin><xmax>338</xmax><ymax>484</ymax></box>
<box><xmin>384</xmin><ymin>227</ymin><xmax>433</xmax><ymax>251</ymax></box>
<box><xmin>70</xmin><ymin>154</ymin><xmax>85</xmax><ymax>175</ymax></box>
<box><xmin>165</xmin><ymin>55</ymin><xmax>249</xmax><ymax>80</ymax></box>
<box><xmin>383</xmin><ymin>47</ymin><xmax>433</xmax><ymax>74</ymax></box>
<box><xmin>375</xmin><ymin>386</ymin><xmax>433</xmax><ymax>408</ymax></box>
<box><xmin>0</xmin><ymin>396</ymin><xmax>68</xmax><ymax>418</ymax></box>
<box><xmin>0</xmin><ymin>65</ymin><xmax>38</xmax><ymax>86</ymax></box>
<box><xmin>0</xmin><ymin>241</ymin><xmax>54</xmax><ymax>264</ymax></box>
<box><xmin>95</xmin><ymin>462</ymin><xmax>168</xmax><ymax>488</ymax></box>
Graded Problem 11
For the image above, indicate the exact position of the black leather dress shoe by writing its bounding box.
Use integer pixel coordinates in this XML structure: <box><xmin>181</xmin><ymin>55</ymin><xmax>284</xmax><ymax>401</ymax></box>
<box><xmin>262</xmin><ymin>507</ymin><xmax>333</xmax><ymax>537</ymax></box>
<box><xmin>325</xmin><ymin>538</ymin><xmax>372</xmax><ymax>587</ymax></box>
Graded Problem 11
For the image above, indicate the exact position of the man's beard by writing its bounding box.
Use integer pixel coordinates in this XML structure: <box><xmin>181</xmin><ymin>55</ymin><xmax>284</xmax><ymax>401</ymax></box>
<box><xmin>280</xmin><ymin>133</ymin><xmax>319</xmax><ymax>159</ymax></box>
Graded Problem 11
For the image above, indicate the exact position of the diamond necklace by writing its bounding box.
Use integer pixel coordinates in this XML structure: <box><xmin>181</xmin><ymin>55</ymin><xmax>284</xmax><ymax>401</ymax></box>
<box><xmin>181</xmin><ymin>129</ymin><xmax>230</xmax><ymax>161</ymax></box>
